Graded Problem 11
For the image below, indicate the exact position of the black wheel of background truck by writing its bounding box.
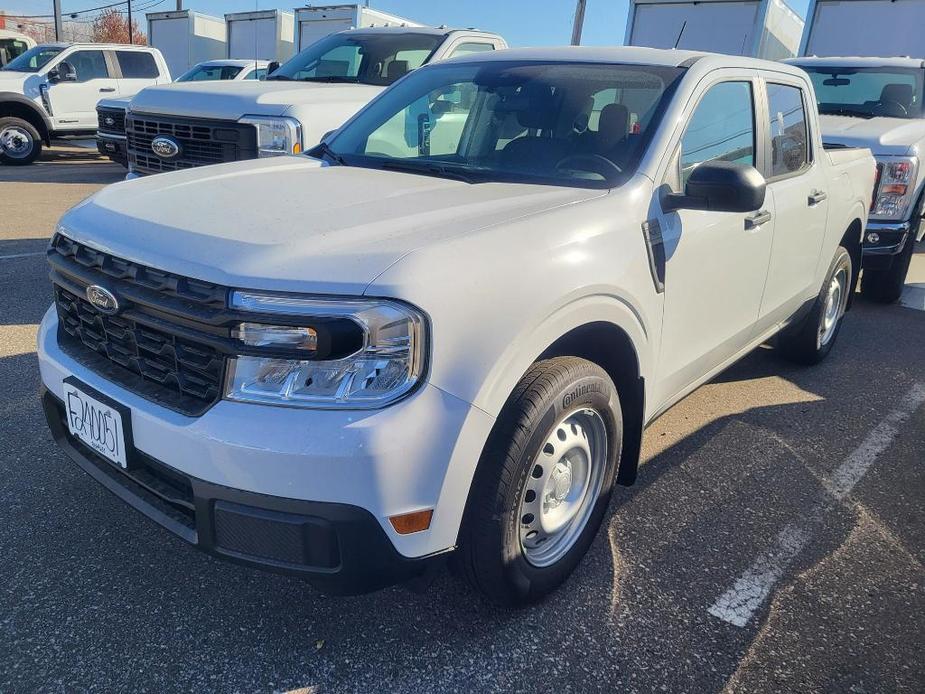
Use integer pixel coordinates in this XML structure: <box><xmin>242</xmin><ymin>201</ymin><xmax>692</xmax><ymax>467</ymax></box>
<box><xmin>861</xmin><ymin>232</ymin><xmax>915</xmax><ymax>304</ymax></box>
<box><xmin>778</xmin><ymin>245</ymin><xmax>852</xmax><ymax>365</ymax></box>
<box><xmin>455</xmin><ymin>357</ymin><xmax>622</xmax><ymax>606</ymax></box>
<box><xmin>0</xmin><ymin>117</ymin><xmax>42</xmax><ymax>165</ymax></box>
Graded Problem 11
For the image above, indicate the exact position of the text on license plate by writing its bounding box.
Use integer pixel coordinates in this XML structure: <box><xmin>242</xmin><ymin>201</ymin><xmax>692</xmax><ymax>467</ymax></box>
<box><xmin>63</xmin><ymin>383</ymin><xmax>127</xmax><ymax>468</ymax></box>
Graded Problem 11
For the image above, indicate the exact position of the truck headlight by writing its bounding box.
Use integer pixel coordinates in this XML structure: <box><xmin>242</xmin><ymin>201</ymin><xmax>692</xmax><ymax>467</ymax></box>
<box><xmin>238</xmin><ymin>115</ymin><xmax>303</xmax><ymax>157</ymax></box>
<box><xmin>224</xmin><ymin>291</ymin><xmax>427</xmax><ymax>409</ymax></box>
<box><xmin>871</xmin><ymin>156</ymin><xmax>918</xmax><ymax>220</ymax></box>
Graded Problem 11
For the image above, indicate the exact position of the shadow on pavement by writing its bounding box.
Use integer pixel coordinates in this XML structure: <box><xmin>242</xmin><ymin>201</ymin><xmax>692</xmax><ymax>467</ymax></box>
<box><xmin>0</xmin><ymin>145</ymin><xmax>125</xmax><ymax>185</ymax></box>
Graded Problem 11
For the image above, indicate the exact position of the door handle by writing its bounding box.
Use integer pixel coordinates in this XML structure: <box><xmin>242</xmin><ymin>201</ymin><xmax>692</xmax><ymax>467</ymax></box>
<box><xmin>99</xmin><ymin>87</ymin><xmax>116</xmax><ymax>92</ymax></box>
<box><xmin>808</xmin><ymin>189</ymin><xmax>828</xmax><ymax>206</ymax></box>
<box><xmin>745</xmin><ymin>210</ymin><xmax>772</xmax><ymax>230</ymax></box>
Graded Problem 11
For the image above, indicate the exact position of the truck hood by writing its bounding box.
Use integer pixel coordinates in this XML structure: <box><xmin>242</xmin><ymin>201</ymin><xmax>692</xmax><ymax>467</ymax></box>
<box><xmin>58</xmin><ymin>157</ymin><xmax>606</xmax><ymax>295</ymax></box>
<box><xmin>818</xmin><ymin>114</ymin><xmax>925</xmax><ymax>157</ymax></box>
<box><xmin>127</xmin><ymin>80</ymin><xmax>384</xmax><ymax>120</ymax></box>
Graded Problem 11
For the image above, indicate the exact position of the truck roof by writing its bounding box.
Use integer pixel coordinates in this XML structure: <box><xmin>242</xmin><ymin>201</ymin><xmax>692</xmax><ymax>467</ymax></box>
<box><xmin>194</xmin><ymin>59</ymin><xmax>271</xmax><ymax>68</ymax></box>
<box><xmin>36</xmin><ymin>42</ymin><xmax>159</xmax><ymax>50</ymax></box>
<box><xmin>340</xmin><ymin>26</ymin><xmax>501</xmax><ymax>39</ymax></box>
<box><xmin>450</xmin><ymin>45</ymin><xmax>808</xmax><ymax>74</ymax></box>
<box><xmin>788</xmin><ymin>56</ymin><xmax>925</xmax><ymax>70</ymax></box>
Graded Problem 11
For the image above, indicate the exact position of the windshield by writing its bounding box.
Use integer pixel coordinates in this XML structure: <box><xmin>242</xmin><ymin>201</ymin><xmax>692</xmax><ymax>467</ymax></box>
<box><xmin>1</xmin><ymin>45</ymin><xmax>63</xmax><ymax>72</ymax></box>
<box><xmin>801</xmin><ymin>66</ymin><xmax>925</xmax><ymax>119</ymax></box>
<box><xmin>268</xmin><ymin>31</ymin><xmax>442</xmax><ymax>86</ymax></box>
<box><xmin>0</xmin><ymin>38</ymin><xmax>30</xmax><ymax>64</ymax></box>
<box><xmin>320</xmin><ymin>61</ymin><xmax>685</xmax><ymax>189</ymax></box>
<box><xmin>177</xmin><ymin>64</ymin><xmax>244</xmax><ymax>82</ymax></box>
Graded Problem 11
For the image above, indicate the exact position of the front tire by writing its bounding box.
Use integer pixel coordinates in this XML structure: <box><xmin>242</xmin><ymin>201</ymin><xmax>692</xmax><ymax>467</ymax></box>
<box><xmin>778</xmin><ymin>245</ymin><xmax>852</xmax><ymax>365</ymax></box>
<box><xmin>0</xmin><ymin>117</ymin><xmax>42</xmax><ymax>165</ymax></box>
<box><xmin>455</xmin><ymin>357</ymin><xmax>622</xmax><ymax>606</ymax></box>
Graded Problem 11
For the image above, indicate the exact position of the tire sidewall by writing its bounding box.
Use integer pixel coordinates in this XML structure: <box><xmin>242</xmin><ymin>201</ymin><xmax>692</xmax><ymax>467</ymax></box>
<box><xmin>500</xmin><ymin>371</ymin><xmax>622</xmax><ymax>600</ymax></box>
<box><xmin>815</xmin><ymin>246</ymin><xmax>852</xmax><ymax>359</ymax></box>
<box><xmin>0</xmin><ymin>117</ymin><xmax>41</xmax><ymax>165</ymax></box>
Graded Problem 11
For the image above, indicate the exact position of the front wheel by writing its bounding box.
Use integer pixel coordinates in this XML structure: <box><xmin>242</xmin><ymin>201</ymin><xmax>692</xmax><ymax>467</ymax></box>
<box><xmin>778</xmin><ymin>245</ymin><xmax>852</xmax><ymax>365</ymax></box>
<box><xmin>0</xmin><ymin>117</ymin><xmax>42</xmax><ymax>165</ymax></box>
<box><xmin>455</xmin><ymin>357</ymin><xmax>622</xmax><ymax>606</ymax></box>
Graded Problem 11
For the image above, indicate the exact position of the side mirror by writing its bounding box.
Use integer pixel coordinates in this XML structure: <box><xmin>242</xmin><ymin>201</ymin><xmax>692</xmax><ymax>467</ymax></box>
<box><xmin>49</xmin><ymin>61</ymin><xmax>77</xmax><ymax>82</ymax></box>
<box><xmin>267</xmin><ymin>61</ymin><xmax>280</xmax><ymax>75</ymax></box>
<box><xmin>662</xmin><ymin>160</ymin><xmax>766</xmax><ymax>213</ymax></box>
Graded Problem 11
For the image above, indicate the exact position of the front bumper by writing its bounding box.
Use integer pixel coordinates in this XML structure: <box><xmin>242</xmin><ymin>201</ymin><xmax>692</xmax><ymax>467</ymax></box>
<box><xmin>96</xmin><ymin>133</ymin><xmax>127</xmax><ymax>166</ymax></box>
<box><xmin>37</xmin><ymin>307</ymin><xmax>496</xmax><ymax>587</ymax></box>
<box><xmin>862</xmin><ymin>221</ymin><xmax>913</xmax><ymax>269</ymax></box>
<box><xmin>42</xmin><ymin>388</ymin><xmax>438</xmax><ymax>593</ymax></box>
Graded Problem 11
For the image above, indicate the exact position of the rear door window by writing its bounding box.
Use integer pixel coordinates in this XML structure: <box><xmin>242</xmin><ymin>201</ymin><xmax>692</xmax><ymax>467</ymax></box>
<box><xmin>116</xmin><ymin>51</ymin><xmax>159</xmax><ymax>78</ymax></box>
<box><xmin>766</xmin><ymin>82</ymin><xmax>810</xmax><ymax>178</ymax></box>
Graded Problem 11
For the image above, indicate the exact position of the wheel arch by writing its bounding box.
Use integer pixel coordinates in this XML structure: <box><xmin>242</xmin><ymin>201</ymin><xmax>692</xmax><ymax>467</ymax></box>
<box><xmin>840</xmin><ymin>217</ymin><xmax>863</xmax><ymax>309</ymax></box>
<box><xmin>0</xmin><ymin>93</ymin><xmax>52</xmax><ymax>145</ymax></box>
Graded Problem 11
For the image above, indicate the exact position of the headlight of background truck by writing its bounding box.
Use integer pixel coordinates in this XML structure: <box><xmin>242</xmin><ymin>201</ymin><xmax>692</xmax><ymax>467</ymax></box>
<box><xmin>238</xmin><ymin>115</ymin><xmax>303</xmax><ymax>157</ymax></box>
<box><xmin>225</xmin><ymin>292</ymin><xmax>427</xmax><ymax>409</ymax></box>
<box><xmin>870</xmin><ymin>156</ymin><xmax>919</xmax><ymax>220</ymax></box>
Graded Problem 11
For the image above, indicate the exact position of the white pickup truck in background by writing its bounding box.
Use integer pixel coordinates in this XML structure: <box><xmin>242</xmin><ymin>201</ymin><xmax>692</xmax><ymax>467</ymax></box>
<box><xmin>106</xmin><ymin>26</ymin><xmax>506</xmax><ymax>175</ymax></box>
<box><xmin>38</xmin><ymin>47</ymin><xmax>874</xmax><ymax>604</ymax></box>
<box><xmin>786</xmin><ymin>0</ymin><xmax>925</xmax><ymax>302</ymax></box>
<box><xmin>0</xmin><ymin>42</ymin><xmax>170</xmax><ymax>165</ymax></box>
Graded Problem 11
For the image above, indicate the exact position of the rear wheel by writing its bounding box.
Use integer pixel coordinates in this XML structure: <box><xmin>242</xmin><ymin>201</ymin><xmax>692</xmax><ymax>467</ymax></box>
<box><xmin>0</xmin><ymin>117</ymin><xmax>42</xmax><ymax>165</ymax></box>
<box><xmin>455</xmin><ymin>357</ymin><xmax>622</xmax><ymax>606</ymax></box>
<box><xmin>778</xmin><ymin>245</ymin><xmax>852</xmax><ymax>365</ymax></box>
<box><xmin>861</xmin><ymin>233</ymin><xmax>915</xmax><ymax>304</ymax></box>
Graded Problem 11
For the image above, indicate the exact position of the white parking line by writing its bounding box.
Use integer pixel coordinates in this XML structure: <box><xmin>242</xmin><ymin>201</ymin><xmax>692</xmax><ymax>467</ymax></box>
<box><xmin>708</xmin><ymin>383</ymin><xmax>925</xmax><ymax>628</ymax></box>
<box><xmin>0</xmin><ymin>251</ymin><xmax>45</xmax><ymax>261</ymax></box>
<box><xmin>900</xmin><ymin>283</ymin><xmax>925</xmax><ymax>312</ymax></box>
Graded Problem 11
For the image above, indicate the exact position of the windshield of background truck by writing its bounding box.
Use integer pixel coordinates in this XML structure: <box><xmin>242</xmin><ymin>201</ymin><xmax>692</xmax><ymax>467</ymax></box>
<box><xmin>268</xmin><ymin>32</ymin><xmax>442</xmax><ymax>86</ymax></box>
<box><xmin>801</xmin><ymin>66</ymin><xmax>925</xmax><ymax>119</ymax></box>
<box><xmin>1</xmin><ymin>45</ymin><xmax>62</xmax><ymax>72</ymax></box>
<box><xmin>324</xmin><ymin>61</ymin><xmax>685</xmax><ymax>189</ymax></box>
<box><xmin>176</xmin><ymin>64</ymin><xmax>244</xmax><ymax>81</ymax></box>
<box><xmin>0</xmin><ymin>38</ymin><xmax>30</xmax><ymax>63</ymax></box>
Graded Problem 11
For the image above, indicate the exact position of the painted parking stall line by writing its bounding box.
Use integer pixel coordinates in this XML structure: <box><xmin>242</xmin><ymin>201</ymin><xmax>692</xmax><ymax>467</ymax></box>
<box><xmin>0</xmin><ymin>251</ymin><xmax>45</xmax><ymax>261</ymax></box>
<box><xmin>708</xmin><ymin>383</ymin><xmax>925</xmax><ymax>628</ymax></box>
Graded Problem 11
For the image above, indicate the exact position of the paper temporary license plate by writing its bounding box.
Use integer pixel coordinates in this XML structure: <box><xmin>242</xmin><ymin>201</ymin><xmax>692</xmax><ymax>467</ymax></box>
<box><xmin>62</xmin><ymin>380</ymin><xmax>129</xmax><ymax>468</ymax></box>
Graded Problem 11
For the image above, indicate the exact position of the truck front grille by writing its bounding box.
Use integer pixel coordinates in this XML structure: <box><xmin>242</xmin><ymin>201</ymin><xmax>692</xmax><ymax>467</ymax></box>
<box><xmin>48</xmin><ymin>234</ymin><xmax>231</xmax><ymax>416</ymax></box>
<box><xmin>97</xmin><ymin>107</ymin><xmax>126</xmax><ymax>136</ymax></box>
<box><xmin>126</xmin><ymin>114</ymin><xmax>258</xmax><ymax>174</ymax></box>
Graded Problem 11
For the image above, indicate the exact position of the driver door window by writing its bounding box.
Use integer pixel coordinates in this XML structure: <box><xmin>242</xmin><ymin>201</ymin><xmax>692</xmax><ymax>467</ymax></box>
<box><xmin>680</xmin><ymin>81</ymin><xmax>755</xmax><ymax>185</ymax></box>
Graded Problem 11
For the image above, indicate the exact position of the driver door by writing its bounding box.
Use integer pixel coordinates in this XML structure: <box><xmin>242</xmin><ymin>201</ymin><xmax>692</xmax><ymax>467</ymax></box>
<box><xmin>651</xmin><ymin>75</ymin><xmax>776</xmax><ymax>409</ymax></box>
<box><xmin>45</xmin><ymin>49</ymin><xmax>117</xmax><ymax>129</ymax></box>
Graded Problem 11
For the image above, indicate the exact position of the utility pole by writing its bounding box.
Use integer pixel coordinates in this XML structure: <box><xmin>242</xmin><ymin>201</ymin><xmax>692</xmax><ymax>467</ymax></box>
<box><xmin>53</xmin><ymin>0</ymin><xmax>63</xmax><ymax>41</ymax></box>
<box><xmin>176</xmin><ymin>1</ymin><xmax>183</xmax><ymax>9</ymax></box>
<box><xmin>571</xmin><ymin>0</ymin><xmax>587</xmax><ymax>46</ymax></box>
<box><xmin>127</xmin><ymin>0</ymin><xmax>133</xmax><ymax>43</ymax></box>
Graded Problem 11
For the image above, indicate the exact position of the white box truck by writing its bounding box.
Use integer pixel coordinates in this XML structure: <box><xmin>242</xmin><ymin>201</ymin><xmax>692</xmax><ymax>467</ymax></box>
<box><xmin>294</xmin><ymin>4</ymin><xmax>420</xmax><ymax>52</ymax></box>
<box><xmin>225</xmin><ymin>9</ymin><xmax>294</xmax><ymax>63</ymax></box>
<box><xmin>624</xmin><ymin>0</ymin><xmax>803</xmax><ymax>60</ymax></box>
<box><xmin>800</xmin><ymin>0</ymin><xmax>925</xmax><ymax>58</ymax></box>
<box><xmin>147</xmin><ymin>10</ymin><xmax>226</xmax><ymax>79</ymax></box>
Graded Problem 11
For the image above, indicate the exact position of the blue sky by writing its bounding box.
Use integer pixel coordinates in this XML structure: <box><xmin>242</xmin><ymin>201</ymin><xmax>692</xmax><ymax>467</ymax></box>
<box><xmin>6</xmin><ymin>0</ymin><xmax>813</xmax><ymax>47</ymax></box>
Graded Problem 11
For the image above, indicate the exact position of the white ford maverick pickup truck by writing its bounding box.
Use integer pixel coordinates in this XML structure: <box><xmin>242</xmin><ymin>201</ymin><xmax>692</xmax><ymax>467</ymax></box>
<box><xmin>38</xmin><ymin>47</ymin><xmax>874</xmax><ymax>605</ymax></box>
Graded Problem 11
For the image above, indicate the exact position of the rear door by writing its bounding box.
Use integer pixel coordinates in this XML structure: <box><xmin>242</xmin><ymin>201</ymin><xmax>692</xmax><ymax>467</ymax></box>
<box><xmin>755</xmin><ymin>75</ymin><xmax>829</xmax><ymax>327</ymax></box>
<box><xmin>651</xmin><ymin>73</ymin><xmax>776</xmax><ymax>407</ymax></box>
<box><xmin>113</xmin><ymin>50</ymin><xmax>162</xmax><ymax>98</ymax></box>
<box><xmin>45</xmin><ymin>49</ymin><xmax>117</xmax><ymax>129</ymax></box>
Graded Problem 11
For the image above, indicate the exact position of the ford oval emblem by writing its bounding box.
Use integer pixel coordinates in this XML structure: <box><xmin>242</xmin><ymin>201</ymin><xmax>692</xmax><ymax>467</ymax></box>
<box><xmin>151</xmin><ymin>135</ymin><xmax>180</xmax><ymax>159</ymax></box>
<box><xmin>86</xmin><ymin>285</ymin><xmax>119</xmax><ymax>315</ymax></box>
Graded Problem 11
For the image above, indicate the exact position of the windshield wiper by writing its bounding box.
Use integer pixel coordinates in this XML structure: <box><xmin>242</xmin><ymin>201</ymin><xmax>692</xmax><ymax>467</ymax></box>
<box><xmin>265</xmin><ymin>74</ymin><xmax>291</xmax><ymax>81</ymax></box>
<box><xmin>379</xmin><ymin>160</ymin><xmax>477</xmax><ymax>184</ymax></box>
<box><xmin>299</xmin><ymin>75</ymin><xmax>357</xmax><ymax>83</ymax></box>
<box><xmin>819</xmin><ymin>107</ymin><xmax>874</xmax><ymax>119</ymax></box>
<box><xmin>312</xmin><ymin>141</ymin><xmax>348</xmax><ymax>166</ymax></box>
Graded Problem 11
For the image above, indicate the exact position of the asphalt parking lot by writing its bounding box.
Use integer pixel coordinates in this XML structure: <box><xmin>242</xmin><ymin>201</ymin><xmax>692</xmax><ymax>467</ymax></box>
<box><xmin>1</xmin><ymin>146</ymin><xmax>924</xmax><ymax>693</ymax></box>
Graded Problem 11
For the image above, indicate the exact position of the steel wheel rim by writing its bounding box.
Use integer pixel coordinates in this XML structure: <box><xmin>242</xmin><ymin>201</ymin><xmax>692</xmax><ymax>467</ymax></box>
<box><xmin>0</xmin><ymin>126</ymin><xmax>34</xmax><ymax>159</ymax></box>
<box><xmin>819</xmin><ymin>266</ymin><xmax>848</xmax><ymax>347</ymax></box>
<box><xmin>518</xmin><ymin>408</ymin><xmax>608</xmax><ymax>568</ymax></box>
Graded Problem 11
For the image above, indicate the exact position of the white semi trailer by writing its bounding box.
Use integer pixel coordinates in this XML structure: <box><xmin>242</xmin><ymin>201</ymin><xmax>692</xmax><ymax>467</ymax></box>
<box><xmin>225</xmin><ymin>9</ymin><xmax>295</xmax><ymax>63</ymax></box>
<box><xmin>293</xmin><ymin>4</ymin><xmax>420</xmax><ymax>52</ymax></box>
<box><xmin>624</xmin><ymin>0</ymin><xmax>803</xmax><ymax>60</ymax></box>
<box><xmin>147</xmin><ymin>10</ymin><xmax>226</xmax><ymax>79</ymax></box>
<box><xmin>800</xmin><ymin>0</ymin><xmax>925</xmax><ymax>58</ymax></box>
